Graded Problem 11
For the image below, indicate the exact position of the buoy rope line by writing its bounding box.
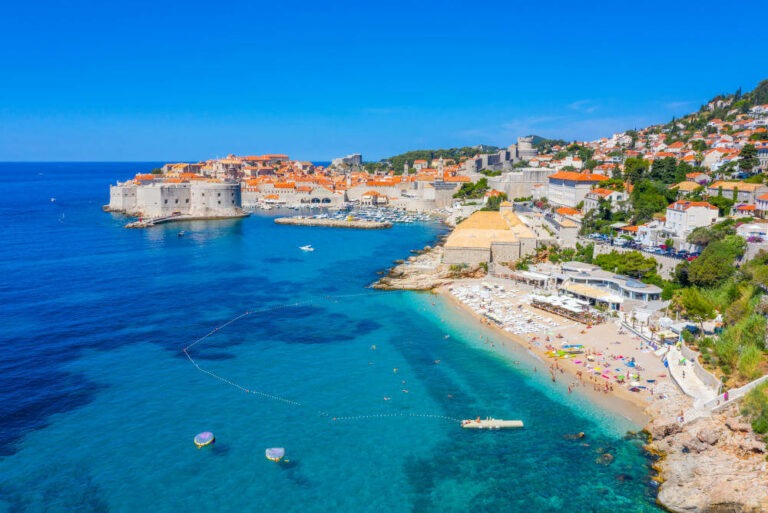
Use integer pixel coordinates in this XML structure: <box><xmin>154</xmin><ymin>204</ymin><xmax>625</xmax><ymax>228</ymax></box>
<box><xmin>182</xmin><ymin>293</ymin><xmax>461</xmax><ymax>424</ymax></box>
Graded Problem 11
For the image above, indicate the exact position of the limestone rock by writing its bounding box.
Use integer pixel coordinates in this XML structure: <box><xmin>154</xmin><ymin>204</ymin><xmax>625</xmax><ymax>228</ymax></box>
<box><xmin>739</xmin><ymin>439</ymin><xmax>765</xmax><ymax>454</ymax></box>
<box><xmin>725</xmin><ymin>418</ymin><xmax>751</xmax><ymax>433</ymax></box>
<box><xmin>650</xmin><ymin>420</ymin><xmax>683</xmax><ymax>440</ymax></box>
<box><xmin>696</xmin><ymin>429</ymin><xmax>720</xmax><ymax>446</ymax></box>
<box><xmin>681</xmin><ymin>435</ymin><xmax>709</xmax><ymax>453</ymax></box>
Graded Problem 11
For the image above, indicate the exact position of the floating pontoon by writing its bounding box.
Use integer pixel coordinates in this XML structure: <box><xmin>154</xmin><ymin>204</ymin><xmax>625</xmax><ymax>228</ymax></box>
<box><xmin>461</xmin><ymin>418</ymin><xmax>524</xmax><ymax>429</ymax></box>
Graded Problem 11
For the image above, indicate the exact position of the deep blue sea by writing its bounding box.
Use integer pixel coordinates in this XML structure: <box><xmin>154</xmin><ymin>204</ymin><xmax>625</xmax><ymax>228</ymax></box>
<box><xmin>0</xmin><ymin>163</ymin><xmax>663</xmax><ymax>512</ymax></box>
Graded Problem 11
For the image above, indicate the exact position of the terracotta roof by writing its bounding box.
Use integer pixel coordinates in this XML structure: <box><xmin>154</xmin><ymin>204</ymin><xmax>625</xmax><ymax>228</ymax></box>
<box><xmin>548</xmin><ymin>171</ymin><xmax>606</xmax><ymax>182</ymax></box>
<box><xmin>588</xmin><ymin>188</ymin><xmax>616</xmax><ymax>197</ymax></box>
<box><xmin>555</xmin><ymin>207</ymin><xmax>581</xmax><ymax>216</ymax></box>
<box><xmin>667</xmin><ymin>200</ymin><xmax>718</xmax><ymax>211</ymax></box>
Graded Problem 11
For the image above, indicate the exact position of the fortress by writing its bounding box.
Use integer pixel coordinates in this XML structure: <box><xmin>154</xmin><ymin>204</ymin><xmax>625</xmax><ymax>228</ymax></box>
<box><xmin>461</xmin><ymin>136</ymin><xmax>539</xmax><ymax>174</ymax></box>
<box><xmin>106</xmin><ymin>179</ymin><xmax>245</xmax><ymax>219</ymax></box>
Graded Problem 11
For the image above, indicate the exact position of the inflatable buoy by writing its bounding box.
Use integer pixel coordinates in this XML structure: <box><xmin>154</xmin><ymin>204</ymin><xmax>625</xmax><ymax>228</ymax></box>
<box><xmin>266</xmin><ymin>447</ymin><xmax>285</xmax><ymax>462</ymax></box>
<box><xmin>194</xmin><ymin>431</ymin><xmax>215</xmax><ymax>448</ymax></box>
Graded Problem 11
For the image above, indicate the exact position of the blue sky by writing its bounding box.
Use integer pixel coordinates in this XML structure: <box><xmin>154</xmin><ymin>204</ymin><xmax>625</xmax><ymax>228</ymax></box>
<box><xmin>1</xmin><ymin>0</ymin><xmax>767</xmax><ymax>161</ymax></box>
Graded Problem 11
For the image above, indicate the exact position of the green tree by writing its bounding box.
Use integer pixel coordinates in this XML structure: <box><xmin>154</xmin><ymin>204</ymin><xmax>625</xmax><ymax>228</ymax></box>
<box><xmin>740</xmin><ymin>144</ymin><xmax>759</xmax><ymax>172</ymax></box>
<box><xmin>691</xmin><ymin>140</ymin><xmax>708</xmax><ymax>152</ymax></box>
<box><xmin>453</xmin><ymin>178</ymin><xmax>489</xmax><ymax>199</ymax></box>
<box><xmin>624</xmin><ymin>157</ymin><xmax>650</xmax><ymax>183</ymax></box>
<box><xmin>673</xmin><ymin>288</ymin><xmax>715</xmax><ymax>327</ymax></box>
<box><xmin>482</xmin><ymin>193</ymin><xmax>509</xmax><ymax>211</ymax></box>
<box><xmin>688</xmin><ymin>235</ymin><xmax>746</xmax><ymax>287</ymax></box>
<box><xmin>649</xmin><ymin>156</ymin><xmax>678</xmax><ymax>184</ymax></box>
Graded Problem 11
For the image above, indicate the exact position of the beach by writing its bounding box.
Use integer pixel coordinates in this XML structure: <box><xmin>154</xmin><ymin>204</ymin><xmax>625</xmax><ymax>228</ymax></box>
<box><xmin>436</xmin><ymin>276</ymin><xmax>676</xmax><ymax>427</ymax></box>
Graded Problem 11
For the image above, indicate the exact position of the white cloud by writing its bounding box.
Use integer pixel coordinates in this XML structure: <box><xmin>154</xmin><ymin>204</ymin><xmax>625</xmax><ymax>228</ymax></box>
<box><xmin>568</xmin><ymin>100</ymin><xmax>598</xmax><ymax>114</ymax></box>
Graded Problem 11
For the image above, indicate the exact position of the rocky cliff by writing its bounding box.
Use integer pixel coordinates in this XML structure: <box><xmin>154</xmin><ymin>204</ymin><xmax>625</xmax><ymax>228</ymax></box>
<box><xmin>647</xmin><ymin>399</ymin><xmax>768</xmax><ymax>513</ymax></box>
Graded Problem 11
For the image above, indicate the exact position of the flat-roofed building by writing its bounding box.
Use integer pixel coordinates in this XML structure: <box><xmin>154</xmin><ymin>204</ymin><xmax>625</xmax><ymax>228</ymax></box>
<box><xmin>545</xmin><ymin>171</ymin><xmax>606</xmax><ymax>207</ymax></box>
<box><xmin>556</xmin><ymin>262</ymin><xmax>662</xmax><ymax>310</ymax></box>
<box><xmin>443</xmin><ymin>205</ymin><xmax>537</xmax><ymax>265</ymax></box>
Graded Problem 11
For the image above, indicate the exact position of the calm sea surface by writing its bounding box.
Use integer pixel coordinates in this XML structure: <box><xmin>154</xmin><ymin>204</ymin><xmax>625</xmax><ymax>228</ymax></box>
<box><xmin>0</xmin><ymin>163</ymin><xmax>662</xmax><ymax>512</ymax></box>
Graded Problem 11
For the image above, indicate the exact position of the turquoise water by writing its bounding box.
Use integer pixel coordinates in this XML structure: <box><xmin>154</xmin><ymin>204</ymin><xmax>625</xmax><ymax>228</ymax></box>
<box><xmin>0</xmin><ymin>163</ymin><xmax>662</xmax><ymax>512</ymax></box>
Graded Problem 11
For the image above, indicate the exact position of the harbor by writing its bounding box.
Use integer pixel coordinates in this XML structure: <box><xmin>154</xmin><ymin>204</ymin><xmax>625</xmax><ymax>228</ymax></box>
<box><xmin>275</xmin><ymin>216</ymin><xmax>392</xmax><ymax>229</ymax></box>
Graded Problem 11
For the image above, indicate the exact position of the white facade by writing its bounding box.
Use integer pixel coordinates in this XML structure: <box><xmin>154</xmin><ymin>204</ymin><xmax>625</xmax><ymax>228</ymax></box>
<box><xmin>545</xmin><ymin>173</ymin><xmax>604</xmax><ymax>207</ymax></box>
<box><xmin>664</xmin><ymin>201</ymin><xmax>719</xmax><ymax>238</ymax></box>
<box><xmin>583</xmin><ymin>189</ymin><xmax>628</xmax><ymax>213</ymax></box>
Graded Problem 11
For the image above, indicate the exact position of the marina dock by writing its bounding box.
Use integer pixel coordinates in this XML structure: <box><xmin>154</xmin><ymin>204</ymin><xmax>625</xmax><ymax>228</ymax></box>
<box><xmin>275</xmin><ymin>217</ymin><xmax>392</xmax><ymax>229</ymax></box>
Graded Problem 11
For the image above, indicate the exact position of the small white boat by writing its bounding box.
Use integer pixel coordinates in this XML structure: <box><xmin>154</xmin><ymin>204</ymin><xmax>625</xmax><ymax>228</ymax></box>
<box><xmin>300</xmin><ymin>245</ymin><xmax>314</xmax><ymax>252</ymax></box>
<box><xmin>461</xmin><ymin>418</ymin><xmax>524</xmax><ymax>429</ymax></box>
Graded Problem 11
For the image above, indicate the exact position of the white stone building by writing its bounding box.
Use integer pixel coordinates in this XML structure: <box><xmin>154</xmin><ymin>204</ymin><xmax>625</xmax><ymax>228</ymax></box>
<box><xmin>663</xmin><ymin>201</ymin><xmax>719</xmax><ymax>239</ymax></box>
<box><xmin>545</xmin><ymin>171</ymin><xmax>606</xmax><ymax>208</ymax></box>
<box><xmin>582</xmin><ymin>188</ymin><xmax>628</xmax><ymax>213</ymax></box>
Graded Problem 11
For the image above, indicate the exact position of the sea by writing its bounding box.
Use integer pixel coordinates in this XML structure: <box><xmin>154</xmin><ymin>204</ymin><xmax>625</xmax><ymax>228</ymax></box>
<box><xmin>0</xmin><ymin>163</ymin><xmax>663</xmax><ymax>512</ymax></box>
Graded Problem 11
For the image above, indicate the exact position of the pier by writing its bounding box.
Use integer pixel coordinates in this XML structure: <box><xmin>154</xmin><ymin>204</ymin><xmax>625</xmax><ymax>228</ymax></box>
<box><xmin>275</xmin><ymin>217</ymin><xmax>392</xmax><ymax>229</ymax></box>
<box><xmin>124</xmin><ymin>212</ymin><xmax>249</xmax><ymax>228</ymax></box>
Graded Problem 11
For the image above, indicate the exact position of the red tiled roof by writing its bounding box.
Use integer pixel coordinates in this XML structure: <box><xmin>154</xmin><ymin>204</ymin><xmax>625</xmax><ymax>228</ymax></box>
<box><xmin>668</xmin><ymin>200</ymin><xmax>718</xmax><ymax>211</ymax></box>
<box><xmin>548</xmin><ymin>171</ymin><xmax>605</xmax><ymax>182</ymax></box>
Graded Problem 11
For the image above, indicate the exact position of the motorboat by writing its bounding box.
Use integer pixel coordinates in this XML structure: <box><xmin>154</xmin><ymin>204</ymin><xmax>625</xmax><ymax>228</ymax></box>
<box><xmin>300</xmin><ymin>245</ymin><xmax>314</xmax><ymax>252</ymax></box>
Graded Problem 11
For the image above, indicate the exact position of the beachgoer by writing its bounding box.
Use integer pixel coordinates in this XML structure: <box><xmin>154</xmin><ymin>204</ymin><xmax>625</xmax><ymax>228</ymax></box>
<box><xmin>724</xmin><ymin>390</ymin><xmax>729</xmax><ymax>401</ymax></box>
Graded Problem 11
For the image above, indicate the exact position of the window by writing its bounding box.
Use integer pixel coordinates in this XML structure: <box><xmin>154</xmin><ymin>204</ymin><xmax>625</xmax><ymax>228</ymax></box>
<box><xmin>164</xmin><ymin>199</ymin><xmax>168</xmax><ymax>204</ymax></box>
<box><xmin>175</xmin><ymin>199</ymin><xmax>179</xmax><ymax>204</ymax></box>
<box><xmin>186</xmin><ymin>199</ymin><xmax>189</xmax><ymax>203</ymax></box>
<box><xmin>218</xmin><ymin>200</ymin><xmax>221</xmax><ymax>204</ymax></box>
<box><xmin>218</xmin><ymin>193</ymin><xmax>221</xmax><ymax>197</ymax></box>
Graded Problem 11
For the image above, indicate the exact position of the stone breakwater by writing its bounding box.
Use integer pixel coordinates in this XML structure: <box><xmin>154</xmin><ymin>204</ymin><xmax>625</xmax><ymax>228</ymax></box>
<box><xmin>372</xmin><ymin>242</ymin><xmax>485</xmax><ymax>290</ymax></box>
<box><xmin>274</xmin><ymin>217</ymin><xmax>392</xmax><ymax>229</ymax></box>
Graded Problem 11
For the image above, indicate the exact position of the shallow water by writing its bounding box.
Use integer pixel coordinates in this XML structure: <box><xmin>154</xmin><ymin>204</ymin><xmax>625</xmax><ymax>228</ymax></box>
<box><xmin>0</xmin><ymin>163</ymin><xmax>662</xmax><ymax>512</ymax></box>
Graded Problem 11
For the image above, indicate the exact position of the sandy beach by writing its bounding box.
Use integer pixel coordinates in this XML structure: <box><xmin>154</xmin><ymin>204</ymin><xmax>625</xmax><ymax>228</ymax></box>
<box><xmin>436</xmin><ymin>277</ymin><xmax>676</xmax><ymax>426</ymax></box>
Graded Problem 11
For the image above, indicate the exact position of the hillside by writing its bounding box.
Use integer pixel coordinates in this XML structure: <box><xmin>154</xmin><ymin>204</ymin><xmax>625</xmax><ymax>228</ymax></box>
<box><xmin>369</xmin><ymin>145</ymin><xmax>501</xmax><ymax>174</ymax></box>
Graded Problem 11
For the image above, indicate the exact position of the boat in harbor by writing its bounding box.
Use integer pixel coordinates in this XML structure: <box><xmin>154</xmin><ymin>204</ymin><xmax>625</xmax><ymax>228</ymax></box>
<box><xmin>300</xmin><ymin>244</ymin><xmax>314</xmax><ymax>252</ymax></box>
<box><xmin>461</xmin><ymin>417</ymin><xmax>524</xmax><ymax>429</ymax></box>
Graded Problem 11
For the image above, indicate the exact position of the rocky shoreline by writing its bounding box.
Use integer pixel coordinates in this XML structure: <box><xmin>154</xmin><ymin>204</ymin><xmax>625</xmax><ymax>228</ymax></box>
<box><xmin>374</xmin><ymin>243</ymin><xmax>768</xmax><ymax>513</ymax></box>
<box><xmin>645</xmin><ymin>395</ymin><xmax>768</xmax><ymax>512</ymax></box>
<box><xmin>372</xmin><ymin>242</ymin><xmax>486</xmax><ymax>291</ymax></box>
